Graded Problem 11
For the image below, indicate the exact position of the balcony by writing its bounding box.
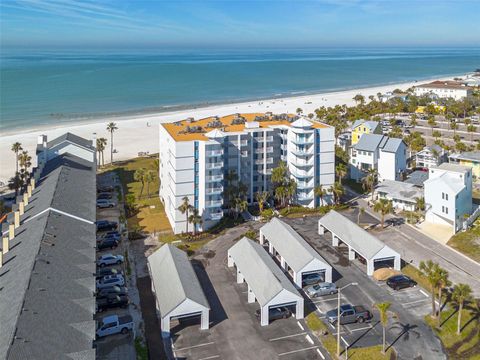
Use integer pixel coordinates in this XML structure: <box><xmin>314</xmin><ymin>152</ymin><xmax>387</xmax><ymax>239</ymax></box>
<box><xmin>206</xmin><ymin>161</ymin><xmax>224</xmax><ymax>170</ymax></box>
<box><xmin>205</xmin><ymin>199</ymin><xmax>223</xmax><ymax>208</ymax></box>
<box><xmin>257</xmin><ymin>136</ymin><xmax>274</xmax><ymax>142</ymax></box>
<box><xmin>296</xmin><ymin>181</ymin><xmax>314</xmax><ymax>190</ymax></box>
<box><xmin>206</xmin><ymin>186</ymin><xmax>223</xmax><ymax>195</ymax></box>
<box><xmin>255</xmin><ymin>158</ymin><xmax>274</xmax><ymax>165</ymax></box>
<box><xmin>206</xmin><ymin>174</ymin><xmax>223</xmax><ymax>182</ymax></box>
<box><xmin>290</xmin><ymin>158</ymin><xmax>314</xmax><ymax>167</ymax></box>
<box><xmin>297</xmin><ymin>192</ymin><xmax>314</xmax><ymax>201</ymax></box>
<box><xmin>291</xmin><ymin>148</ymin><xmax>313</xmax><ymax>157</ymax></box>
<box><xmin>290</xmin><ymin>168</ymin><xmax>314</xmax><ymax>178</ymax></box>
<box><xmin>206</xmin><ymin>149</ymin><xmax>223</xmax><ymax>157</ymax></box>
<box><xmin>240</xmin><ymin>140</ymin><xmax>248</xmax><ymax>146</ymax></box>
<box><xmin>291</xmin><ymin>136</ymin><xmax>314</xmax><ymax>145</ymax></box>
<box><xmin>255</xmin><ymin>146</ymin><xmax>273</xmax><ymax>154</ymax></box>
<box><xmin>209</xmin><ymin>210</ymin><xmax>223</xmax><ymax>221</ymax></box>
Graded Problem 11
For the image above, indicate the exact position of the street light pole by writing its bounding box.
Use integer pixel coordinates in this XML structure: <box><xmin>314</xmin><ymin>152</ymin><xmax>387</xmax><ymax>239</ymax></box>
<box><xmin>336</xmin><ymin>282</ymin><xmax>358</xmax><ymax>357</ymax></box>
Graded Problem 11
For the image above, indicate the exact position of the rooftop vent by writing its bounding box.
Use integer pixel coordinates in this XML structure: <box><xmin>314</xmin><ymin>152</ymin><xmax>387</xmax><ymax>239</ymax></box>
<box><xmin>207</xmin><ymin>120</ymin><xmax>223</xmax><ymax>128</ymax></box>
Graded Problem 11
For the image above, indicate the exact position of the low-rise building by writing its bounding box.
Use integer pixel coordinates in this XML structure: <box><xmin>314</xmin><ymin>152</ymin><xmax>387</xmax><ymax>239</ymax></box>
<box><xmin>375</xmin><ymin>180</ymin><xmax>423</xmax><ymax>212</ymax></box>
<box><xmin>414</xmin><ymin>80</ymin><xmax>473</xmax><ymax>100</ymax></box>
<box><xmin>351</xmin><ymin>119</ymin><xmax>382</xmax><ymax>145</ymax></box>
<box><xmin>449</xmin><ymin>151</ymin><xmax>480</xmax><ymax>180</ymax></box>
<box><xmin>424</xmin><ymin>163</ymin><xmax>473</xmax><ymax>233</ymax></box>
<box><xmin>415</xmin><ymin>145</ymin><xmax>447</xmax><ymax>169</ymax></box>
<box><xmin>349</xmin><ymin>134</ymin><xmax>407</xmax><ymax>182</ymax></box>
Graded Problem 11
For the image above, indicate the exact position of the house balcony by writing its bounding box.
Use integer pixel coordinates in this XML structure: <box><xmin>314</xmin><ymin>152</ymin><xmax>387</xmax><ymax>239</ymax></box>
<box><xmin>206</xmin><ymin>174</ymin><xmax>223</xmax><ymax>182</ymax></box>
<box><xmin>206</xmin><ymin>149</ymin><xmax>224</xmax><ymax>157</ymax></box>
<box><xmin>206</xmin><ymin>161</ymin><xmax>224</xmax><ymax>170</ymax></box>
<box><xmin>205</xmin><ymin>199</ymin><xmax>223</xmax><ymax>208</ymax></box>
<box><xmin>206</xmin><ymin>186</ymin><xmax>223</xmax><ymax>195</ymax></box>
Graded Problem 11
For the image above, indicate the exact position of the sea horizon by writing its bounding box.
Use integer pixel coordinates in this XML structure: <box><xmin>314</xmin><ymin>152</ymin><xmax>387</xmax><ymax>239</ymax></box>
<box><xmin>1</xmin><ymin>47</ymin><xmax>479</xmax><ymax>132</ymax></box>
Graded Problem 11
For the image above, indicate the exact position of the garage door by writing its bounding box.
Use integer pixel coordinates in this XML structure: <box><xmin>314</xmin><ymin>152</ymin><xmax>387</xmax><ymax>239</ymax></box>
<box><xmin>170</xmin><ymin>311</ymin><xmax>202</xmax><ymax>321</ymax></box>
<box><xmin>374</xmin><ymin>257</ymin><xmax>395</xmax><ymax>270</ymax></box>
<box><xmin>301</xmin><ymin>270</ymin><xmax>326</xmax><ymax>284</ymax></box>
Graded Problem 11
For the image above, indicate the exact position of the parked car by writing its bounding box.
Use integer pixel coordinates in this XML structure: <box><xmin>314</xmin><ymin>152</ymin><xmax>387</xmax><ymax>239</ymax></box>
<box><xmin>97</xmin><ymin>238</ymin><xmax>119</xmax><ymax>250</ymax></box>
<box><xmin>306</xmin><ymin>282</ymin><xmax>337</xmax><ymax>297</ymax></box>
<box><xmin>302</xmin><ymin>273</ymin><xmax>325</xmax><ymax>287</ymax></box>
<box><xmin>96</xmin><ymin>274</ymin><xmax>125</xmax><ymax>289</ymax></box>
<box><xmin>97</xmin><ymin>254</ymin><xmax>124</xmax><ymax>267</ymax></box>
<box><xmin>97</xmin><ymin>186</ymin><xmax>114</xmax><ymax>193</ymax></box>
<box><xmin>96</xmin><ymin>286</ymin><xmax>128</xmax><ymax>298</ymax></box>
<box><xmin>97</xmin><ymin>294</ymin><xmax>129</xmax><ymax>312</ymax></box>
<box><xmin>96</xmin><ymin>315</ymin><xmax>133</xmax><ymax>338</ymax></box>
<box><xmin>97</xmin><ymin>232</ymin><xmax>121</xmax><ymax>242</ymax></box>
<box><xmin>97</xmin><ymin>199</ymin><xmax>116</xmax><ymax>208</ymax></box>
<box><xmin>96</xmin><ymin>220</ymin><xmax>118</xmax><ymax>232</ymax></box>
<box><xmin>97</xmin><ymin>192</ymin><xmax>113</xmax><ymax>200</ymax></box>
<box><xmin>95</xmin><ymin>268</ymin><xmax>123</xmax><ymax>280</ymax></box>
<box><xmin>386</xmin><ymin>275</ymin><xmax>417</xmax><ymax>290</ymax></box>
<box><xmin>255</xmin><ymin>307</ymin><xmax>291</xmax><ymax>322</ymax></box>
<box><xmin>326</xmin><ymin>304</ymin><xmax>372</xmax><ymax>325</ymax></box>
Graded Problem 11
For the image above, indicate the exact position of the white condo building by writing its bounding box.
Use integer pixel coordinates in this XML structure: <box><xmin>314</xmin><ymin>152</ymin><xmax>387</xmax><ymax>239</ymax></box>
<box><xmin>159</xmin><ymin>113</ymin><xmax>335</xmax><ymax>233</ymax></box>
<box><xmin>414</xmin><ymin>80</ymin><xmax>473</xmax><ymax>100</ymax></box>
<box><xmin>424</xmin><ymin>163</ymin><xmax>473</xmax><ymax>233</ymax></box>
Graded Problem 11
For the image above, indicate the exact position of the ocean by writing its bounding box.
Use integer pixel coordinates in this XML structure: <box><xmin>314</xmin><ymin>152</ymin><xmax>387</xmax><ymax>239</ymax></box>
<box><xmin>1</xmin><ymin>48</ymin><xmax>479</xmax><ymax>132</ymax></box>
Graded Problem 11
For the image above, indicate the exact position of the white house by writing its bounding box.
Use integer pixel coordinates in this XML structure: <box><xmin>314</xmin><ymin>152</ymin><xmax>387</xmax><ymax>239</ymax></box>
<box><xmin>424</xmin><ymin>163</ymin><xmax>473</xmax><ymax>233</ymax></box>
<box><xmin>349</xmin><ymin>134</ymin><xmax>407</xmax><ymax>182</ymax></box>
<box><xmin>415</xmin><ymin>145</ymin><xmax>447</xmax><ymax>169</ymax></box>
<box><xmin>375</xmin><ymin>180</ymin><xmax>423</xmax><ymax>212</ymax></box>
<box><xmin>36</xmin><ymin>132</ymin><xmax>96</xmax><ymax>166</ymax></box>
<box><xmin>414</xmin><ymin>81</ymin><xmax>473</xmax><ymax>100</ymax></box>
<box><xmin>159</xmin><ymin>113</ymin><xmax>335</xmax><ymax>233</ymax></box>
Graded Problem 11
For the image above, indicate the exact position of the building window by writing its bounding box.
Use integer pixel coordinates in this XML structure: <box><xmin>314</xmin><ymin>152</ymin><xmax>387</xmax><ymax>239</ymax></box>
<box><xmin>442</xmin><ymin>192</ymin><xmax>444</xmax><ymax>199</ymax></box>
<box><xmin>445</xmin><ymin>194</ymin><xmax>448</xmax><ymax>201</ymax></box>
<box><xmin>445</xmin><ymin>207</ymin><xmax>448</xmax><ymax>214</ymax></box>
<box><xmin>442</xmin><ymin>206</ymin><xmax>445</xmax><ymax>213</ymax></box>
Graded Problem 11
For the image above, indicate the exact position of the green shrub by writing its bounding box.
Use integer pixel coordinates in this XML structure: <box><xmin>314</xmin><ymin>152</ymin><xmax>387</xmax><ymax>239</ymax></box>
<box><xmin>260</xmin><ymin>208</ymin><xmax>274</xmax><ymax>220</ymax></box>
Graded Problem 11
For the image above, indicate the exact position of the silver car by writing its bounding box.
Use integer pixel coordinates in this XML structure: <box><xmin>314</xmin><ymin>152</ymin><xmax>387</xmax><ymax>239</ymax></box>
<box><xmin>96</xmin><ymin>274</ymin><xmax>125</xmax><ymax>289</ymax></box>
<box><xmin>97</xmin><ymin>254</ymin><xmax>124</xmax><ymax>267</ymax></box>
<box><xmin>306</xmin><ymin>282</ymin><xmax>337</xmax><ymax>298</ymax></box>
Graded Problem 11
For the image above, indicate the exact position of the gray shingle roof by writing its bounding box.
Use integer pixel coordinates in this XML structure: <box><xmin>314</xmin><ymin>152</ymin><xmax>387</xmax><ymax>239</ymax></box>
<box><xmin>381</xmin><ymin>138</ymin><xmax>404</xmax><ymax>153</ymax></box>
<box><xmin>405</xmin><ymin>170</ymin><xmax>429</xmax><ymax>186</ymax></box>
<box><xmin>352</xmin><ymin>120</ymin><xmax>380</xmax><ymax>132</ymax></box>
<box><xmin>228</xmin><ymin>237</ymin><xmax>301</xmax><ymax>307</ymax></box>
<box><xmin>449</xmin><ymin>151</ymin><xmax>480</xmax><ymax>163</ymax></box>
<box><xmin>260</xmin><ymin>218</ymin><xmax>330</xmax><ymax>273</ymax></box>
<box><xmin>376</xmin><ymin>180</ymin><xmax>423</xmax><ymax>203</ymax></box>
<box><xmin>354</xmin><ymin>133</ymin><xmax>404</xmax><ymax>153</ymax></box>
<box><xmin>47</xmin><ymin>133</ymin><xmax>94</xmax><ymax>150</ymax></box>
<box><xmin>147</xmin><ymin>244</ymin><xmax>209</xmax><ymax>317</ymax></box>
<box><xmin>0</xmin><ymin>149</ymin><xmax>96</xmax><ymax>360</ymax></box>
<box><xmin>318</xmin><ymin>210</ymin><xmax>397</xmax><ymax>260</ymax></box>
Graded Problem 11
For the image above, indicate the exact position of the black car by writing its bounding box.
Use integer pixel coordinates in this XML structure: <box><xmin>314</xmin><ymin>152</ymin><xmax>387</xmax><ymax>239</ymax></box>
<box><xmin>96</xmin><ymin>285</ymin><xmax>128</xmax><ymax>298</ymax></box>
<box><xmin>302</xmin><ymin>273</ymin><xmax>325</xmax><ymax>287</ymax></box>
<box><xmin>97</xmin><ymin>232</ymin><xmax>121</xmax><ymax>242</ymax></box>
<box><xmin>97</xmin><ymin>238</ymin><xmax>119</xmax><ymax>250</ymax></box>
<box><xmin>96</xmin><ymin>294</ymin><xmax>129</xmax><ymax>312</ymax></box>
<box><xmin>96</xmin><ymin>220</ymin><xmax>118</xmax><ymax>232</ymax></box>
<box><xmin>97</xmin><ymin>192</ymin><xmax>114</xmax><ymax>200</ymax></box>
<box><xmin>97</xmin><ymin>186</ymin><xmax>114</xmax><ymax>193</ymax></box>
<box><xmin>95</xmin><ymin>268</ymin><xmax>123</xmax><ymax>280</ymax></box>
<box><xmin>255</xmin><ymin>307</ymin><xmax>291</xmax><ymax>322</ymax></box>
<box><xmin>387</xmin><ymin>275</ymin><xmax>417</xmax><ymax>290</ymax></box>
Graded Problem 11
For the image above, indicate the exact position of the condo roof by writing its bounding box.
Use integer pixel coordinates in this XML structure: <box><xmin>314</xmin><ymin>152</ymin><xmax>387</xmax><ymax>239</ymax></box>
<box><xmin>416</xmin><ymin>80</ymin><xmax>473</xmax><ymax>90</ymax></box>
<box><xmin>162</xmin><ymin>113</ymin><xmax>329</xmax><ymax>141</ymax></box>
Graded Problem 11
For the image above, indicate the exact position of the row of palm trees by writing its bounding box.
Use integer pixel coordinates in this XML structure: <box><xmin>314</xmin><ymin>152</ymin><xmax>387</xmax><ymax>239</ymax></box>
<box><xmin>9</xmin><ymin>142</ymin><xmax>32</xmax><ymax>195</ymax></box>
<box><xmin>133</xmin><ymin>168</ymin><xmax>156</xmax><ymax>198</ymax></box>
<box><xmin>96</xmin><ymin>122</ymin><xmax>119</xmax><ymax>166</ymax></box>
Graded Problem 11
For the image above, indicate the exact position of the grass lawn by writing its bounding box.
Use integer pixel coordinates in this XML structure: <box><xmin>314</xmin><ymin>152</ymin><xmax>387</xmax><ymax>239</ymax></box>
<box><xmin>425</xmin><ymin>306</ymin><xmax>480</xmax><ymax>359</ymax></box>
<box><xmin>447</xmin><ymin>222</ymin><xmax>480</xmax><ymax>263</ymax></box>
<box><xmin>401</xmin><ymin>264</ymin><xmax>432</xmax><ymax>292</ymax></box>
<box><xmin>105</xmin><ymin>155</ymin><xmax>172</xmax><ymax>234</ymax></box>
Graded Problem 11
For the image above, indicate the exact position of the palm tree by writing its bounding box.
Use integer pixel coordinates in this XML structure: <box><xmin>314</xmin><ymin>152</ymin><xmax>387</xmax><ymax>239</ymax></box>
<box><xmin>373</xmin><ymin>198</ymin><xmax>393</xmax><ymax>228</ymax></box>
<box><xmin>106</xmin><ymin>122</ymin><xmax>118</xmax><ymax>164</ymax></box>
<box><xmin>314</xmin><ymin>185</ymin><xmax>327</xmax><ymax>206</ymax></box>
<box><xmin>336</xmin><ymin>163</ymin><xmax>347</xmax><ymax>185</ymax></box>
<box><xmin>362</xmin><ymin>168</ymin><xmax>378</xmax><ymax>202</ymax></box>
<box><xmin>419</xmin><ymin>260</ymin><xmax>443</xmax><ymax>318</ymax></box>
<box><xmin>8</xmin><ymin>173</ymin><xmax>23</xmax><ymax>196</ymax></box>
<box><xmin>331</xmin><ymin>182</ymin><xmax>344</xmax><ymax>204</ymax></box>
<box><xmin>375</xmin><ymin>302</ymin><xmax>392</xmax><ymax>354</ymax></box>
<box><xmin>11</xmin><ymin>142</ymin><xmax>22</xmax><ymax>173</ymax></box>
<box><xmin>427</xmin><ymin>115</ymin><xmax>437</xmax><ymax>136</ymax></box>
<box><xmin>286</xmin><ymin>179</ymin><xmax>297</xmax><ymax>206</ymax></box>
<box><xmin>19</xmin><ymin>150</ymin><xmax>32</xmax><ymax>173</ymax></box>
<box><xmin>96</xmin><ymin>137</ymin><xmax>107</xmax><ymax>166</ymax></box>
<box><xmin>255</xmin><ymin>191</ymin><xmax>269</xmax><ymax>213</ymax></box>
<box><xmin>357</xmin><ymin>207</ymin><xmax>365</xmax><ymax>224</ymax></box>
<box><xmin>467</xmin><ymin>124</ymin><xmax>476</xmax><ymax>141</ymax></box>
<box><xmin>134</xmin><ymin>168</ymin><xmax>146</xmax><ymax>198</ymax></box>
<box><xmin>451</xmin><ymin>283</ymin><xmax>472</xmax><ymax>335</ymax></box>
<box><xmin>271</xmin><ymin>161</ymin><xmax>287</xmax><ymax>185</ymax></box>
<box><xmin>144</xmin><ymin>170</ymin><xmax>156</xmax><ymax>198</ymax></box>
<box><xmin>178</xmin><ymin>196</ymin><xmax>193</xmax><ymax>233</ymax></box>
<box><xmin>188</xmin><ymin>208</ymin><xmax>202</xmax><ymax>235</ymax></box>
<box><xmin>275</xmin><ymin>186</ymin><xmax>287</xmax><ymax>208</ymax></box>
<box><xmin>234</xmin><ymin>197</ymin><xmax>248</xmax><ymax>219</ymax></box>
<box><xmin>436</xmin><ymin>268</ymin><xmax>450</xmax><ymax>327</ymax></box>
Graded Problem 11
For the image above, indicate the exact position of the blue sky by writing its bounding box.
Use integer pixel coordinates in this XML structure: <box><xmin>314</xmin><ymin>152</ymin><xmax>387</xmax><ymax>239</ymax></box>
<box><xmin>1</xmin><ymin>0</ymin><xmax>479</xmax><ymax>49</ymax></box>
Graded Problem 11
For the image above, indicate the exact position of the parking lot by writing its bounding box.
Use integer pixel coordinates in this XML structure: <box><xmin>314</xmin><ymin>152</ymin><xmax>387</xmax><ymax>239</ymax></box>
<box><xmin>95</xmin><ymin>172</ymin><xmax>137</xmax><ymax>360</ymax></box>
<box><xmin>170</xmin><ymin>225</ymin><xmax>331</xmax><ymax>360</ymax></box>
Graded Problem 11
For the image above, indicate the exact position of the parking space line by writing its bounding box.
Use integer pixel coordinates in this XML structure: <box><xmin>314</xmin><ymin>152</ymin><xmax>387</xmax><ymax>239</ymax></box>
<box><xmin>198</xmin><ymin>356</ymin><xmax>219</xmax><ymax>360</ymax></box>
<box><xmin>270</xmin><ymin>332</ymin><xmax>306</xmax><ymax>342</ymax></box>
<box><xmin>341</xmin><ymin>336</ymin><xmax>349</xmax><ymax>346</ymax></box>
<box><xmin>174</xmin><ymin>342</ymin><xmax>215</xmax><ymax>352</ymax></box>
<box><xmin>316</xmin><ymin>348</ymin><xmax>325</xmax><ymax>359</ymax></box>
<box><xmin>312</xmin><ymin>297</ymin><xmax>344</xmax><ymax>303</ymax></box>
<box><xmin>297</xmin><ymin>322</ymin><xmax>304</xmax><ymax>331</ymax></box>
<box><xmin>403</xmin><ymin>298</ymin><xmax>429</xmax><ymax>306</ymax></box>
<box><xmin>419</xmin><ymin>289</ymin><xmax>430</xmax><ymax>298</ymax></box>
<box><xmin>348</xmin><ymin>325</ymin><xmax>372</xmax><ymax>333</ymax></box>
<box><xmin>278</xmin><ymin>346</ymin><xmax>318</xmax><ymax>357</ymax></box>
<box><xmin>306</xmin><ymin>334</ymin><xmax>314</xmax><ymax>344</ymax></box>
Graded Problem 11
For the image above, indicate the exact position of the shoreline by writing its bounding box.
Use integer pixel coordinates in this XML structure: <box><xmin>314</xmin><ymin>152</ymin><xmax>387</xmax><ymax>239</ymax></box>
<box><xmin>0</xmin><ymin>73</ymin><xmax>459</xmax><ymax>184</ymax></box>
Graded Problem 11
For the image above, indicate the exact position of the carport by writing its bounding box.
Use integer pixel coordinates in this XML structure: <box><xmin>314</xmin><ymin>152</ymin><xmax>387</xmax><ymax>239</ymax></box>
<box><xmin>259</xmin><ymin>217</ymin><xmax>332</xmax><ymax>286</ymax></box>
<box><xmin>147</xmin><ymin>244</ymin><xmax>210</xmax><ymax>338</ymax></box>
<box><xmin>318</xmin><ymin>210</ymin><xmax>401</xmax><ymax>276</ymax></box>
<box><xmin>227</xmin><ymin>237</ymin><xmax>304</xmax><ymax>326</ymax></box>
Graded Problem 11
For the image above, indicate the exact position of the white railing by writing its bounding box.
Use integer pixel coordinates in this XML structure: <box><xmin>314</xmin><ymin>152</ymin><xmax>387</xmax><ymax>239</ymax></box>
<box><xmin>206</xmin><ymin>174</ymin><xmax>223</xmax><ymax>182</ymax></box>
<box><xmin>463</xmin><ymin>205</ymin><xmax>480</xmax><ymax>231</ymax></box>
<box><xmin>209</xmin><ymin>211</ymin><xmax>223</xmax><ymax>220</ymax></box>
<box><xmin>206</xmin><ymin>161</ymin><xmax>224</xmax><ymax>169</ymax></box>
<box><xmin>206</xmin><ymin>187</ymin><xmax>223</xmax><ymax>195</ymax></box>
<box><xmin>206</xmin><ymin>149</ymin><xmax>223</xmax><ymax>157</ymax></box>
<box><xmin>205</xmin><ymin>199</ymin><xmax>223</xmax><ymax>208</ymax></box>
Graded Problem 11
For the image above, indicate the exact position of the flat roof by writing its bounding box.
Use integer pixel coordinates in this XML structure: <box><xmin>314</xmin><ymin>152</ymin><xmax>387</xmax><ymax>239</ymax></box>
<box><xmin>260</xmin><ymin>218</ymin><xmax>331</xmax><ymax>273</ymax></box>
<box><xmin>433</xmin><ymin>162</ymin><xmax>471</xmax><ymax>173</ymax></box>
<box><xmin>228</xmin><ymin>237</ymin><xmax>301</xmax><ymax>307</ymax></box>
<box><xmin>376</xmin><ymin>180</ymin><xmax>423</xmax><ymax>203</ymax></box>
<box><xmin>318</xmin><ymin>210</ymin><xmax>399</xmax><ymax>261</ymax></box>
<box><xmin>148</xmin><ymin>244</ymin><xmax>209</xmax><ymax>317</ymax></box>
<box><xmin>162</xmin><ymin>113</ymin><xmax>328</xmax><ymax>141</ymax></box>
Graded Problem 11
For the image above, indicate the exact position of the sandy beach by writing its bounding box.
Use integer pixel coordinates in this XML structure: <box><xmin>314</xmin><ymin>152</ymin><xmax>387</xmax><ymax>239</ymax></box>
<box><xmin>0</xmin><ymin>76</ymin><xmax>454</xmax><ymax>184</ymax></box>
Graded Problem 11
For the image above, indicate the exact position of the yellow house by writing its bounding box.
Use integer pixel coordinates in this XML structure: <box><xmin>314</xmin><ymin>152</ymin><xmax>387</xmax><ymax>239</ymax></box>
<box><xmin>415</xmin><ymin>105</ymin><xmax>446</xmax><ymax>114</ymax></box>
<box><xmin>449</xmin><ymin>152</ymin><xmax>480</xmax><ymax>180</ymax></box>
<box><xmin>351</xmin><ymin>119</ymin><xmax>382</xmax><ymax>145</ymax></box>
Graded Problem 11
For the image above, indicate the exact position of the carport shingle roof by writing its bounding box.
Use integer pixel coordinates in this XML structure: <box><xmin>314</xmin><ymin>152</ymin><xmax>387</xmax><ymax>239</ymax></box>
<box><xmin>228</xmin><ymin>237</ymin><xmax>301</xmax><ymax>307</ymax></box>
<box><xmin>147</xmin><ymin>244</ymin><xmax>209</xmax><ymax>317</ymax></box>
<box><xmin>318</xmin><ymin>210</ymin><xmax>398</xmax><ymax>260</ymax></box>
<box><xmin>260</xmin><ymin>218</ymin><xmax>330</xmax><ymax>273</ymax></box>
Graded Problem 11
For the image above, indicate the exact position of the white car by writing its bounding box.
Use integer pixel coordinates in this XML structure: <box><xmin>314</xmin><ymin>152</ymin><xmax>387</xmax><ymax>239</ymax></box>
<box><xmin>96</xmin><ymin>274</ymin><xmax>125</xmax><ymax>289</ymax></box>
<box><xmin>97</xmin><ymin>254</ymin><xmax>124</xmax><ymax>267</ymax></box>
<box><xmin>97</xmin><ymin>199</ymin><xmax>116</xmax><ymax>208</ymax></box>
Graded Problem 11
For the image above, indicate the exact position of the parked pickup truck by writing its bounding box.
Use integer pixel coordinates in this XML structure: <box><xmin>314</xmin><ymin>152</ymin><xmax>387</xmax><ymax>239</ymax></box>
<box><xmin>326</xmin><ymin>304</ymin><xmax>372</xmax><ymax>325</ymax></box>
<box><xmin>96</xmin><ymin>315</ymin><xmax>133</xmax><ymax>338</ymax></box>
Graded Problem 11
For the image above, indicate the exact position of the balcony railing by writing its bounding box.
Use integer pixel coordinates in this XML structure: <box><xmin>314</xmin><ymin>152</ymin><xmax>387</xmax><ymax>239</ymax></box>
<box><xmin>291</xmin><ymin>137</ymin><xmax>313</xmax><ymax>145</ymax></box>
<box><xmin>296</xmin><ymin>182</ymin><xmax>314</xmax><ymax>190</ymax></box>
<box><xmin>255</xmin><ymin>158</ymin><xmax>274</xmax><ymax>165</ymax></box>
<box><xmin>297</xmin><ymin>193</ymin><xmax>314</xmax><ymax>200</ymax></box>
<box><xmin>206</xmin><ymin>186</ymin><xmax>223</xmax><ymax>195</ymax></box>
<box><xmin>255</xmin><ymin>146</ymin><xmax>273</xmax><ymax>153</ymax></box>
<box><xmin>290</xmin><ymin>158</ymin><xmax>314</xmax><ymax>167</ymax></box>
<box><xmin>206</xmin><ymin>149</ymin><xmax>223</xmax><ymax>157</ymax></box>
<box><xmin>209</xmin><ymin>211</ymin><xmax>224</xmax><ymax>221</ymax></box>
<box><xmin>205</xmin><ymin>199</ymin><xmax>223</xmax><ymax>208</ymax></box>
<box><xmin>291</xmin><ymin>148</ymin><xmax>314</xmax><ymax>157</ymax></box>
<box><xmin>206</xmin><ymin>161</ymin><xmax>224</xmax><ymax>170</ymax></box>
<box><xmin>206</xmin><ymin>174</ymin><xmax>223</xmax><ymax>182</ymax></box>
<box><xmin>290</xmin><ymin>168</ymin><xmax>314</xmax><ymax>178</ymax></box>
